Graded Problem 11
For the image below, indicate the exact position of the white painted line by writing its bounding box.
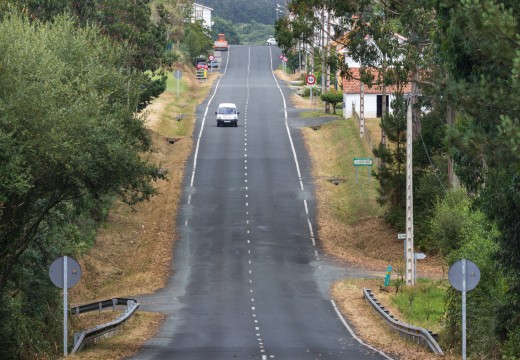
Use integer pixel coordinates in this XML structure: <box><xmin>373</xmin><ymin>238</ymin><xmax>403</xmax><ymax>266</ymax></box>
<box><xmin>331</xmin><ymin>300</ymin><xmax>394</xmax><ymax>359</ymax></box>
<box><xmin>307</xmin><ymin>218</ymin><xmax>315</xmax><ymax>239</ymax></box>
<box><xmin>190</xmin><ymin>48</ymin><xmax>231</xmax><ymax>187</ymax></box>
<box><xmin>188</xmin><ymin>195</ymin><xmax>192</xmax><ymax>205</ymax></box>
<box><xmin>303</xmin><ymin>199</ymin><xmax>309</xmax><ymax>215</ymax></box>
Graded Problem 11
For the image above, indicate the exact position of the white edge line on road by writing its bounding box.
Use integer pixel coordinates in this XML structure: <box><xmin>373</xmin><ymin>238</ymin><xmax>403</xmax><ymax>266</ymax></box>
<box><xmin>331</xmin><ymin>300</ymin><xmax>394</xmax><ymax>360</ymax></box>
<box><xmin>269</xmin><ymin>47</ymin><xmax>317</xmax><ymax>253</ymax></box>
<box><xmin>190</xmin><ymin>47</ymin><xmax>231</xmax><ymax>187</ymax></box>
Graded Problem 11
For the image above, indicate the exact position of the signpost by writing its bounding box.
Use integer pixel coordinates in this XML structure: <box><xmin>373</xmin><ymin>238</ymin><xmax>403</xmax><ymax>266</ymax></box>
<box><xmin>173</xmin><ymin>69</ymin><xmax>182</xmax><ymax>97</ymax></box>
<box><xmin>49</xmin><ymin>256</ymin><xmax>81</xmax><ymax>356</ymax></box>
<box><xmin>208</xmin><ymin>55</ymin><xmax>215</xmax><ymax>74</ymax></box>
<box><xmin>384</xmin><ymin>265</ymin><xmax>393</xmax><ymax>287</ymax></box>
<box><xmin>282</xmin><ymin>56</ymin><xmax>288</xmax><ymax>73</ymax></box>
<box><xmin>449</xmin><ymin>259</ymin><xmax>481</xmax><ymax>360</ymax></box>
<box><xmin>306</xmin><ymin>74</ymin><xmax>316</xmax><ymax>104</ymax></box>
<box><xmin>353</xmin><ymin>157</ymin><xmax>373</xmax><ymax>184</ymax></box>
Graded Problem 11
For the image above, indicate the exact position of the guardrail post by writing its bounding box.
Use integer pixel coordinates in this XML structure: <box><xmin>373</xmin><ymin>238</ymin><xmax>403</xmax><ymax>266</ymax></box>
<box><xmin>98</xmin><ymin>302</ymin><xmax>102</xmax><ymax>314</ymax></box>
<box><xmin>112</xmin><ymin>298</ymin><xmax>117</xmax><ymax>311</ymax></box>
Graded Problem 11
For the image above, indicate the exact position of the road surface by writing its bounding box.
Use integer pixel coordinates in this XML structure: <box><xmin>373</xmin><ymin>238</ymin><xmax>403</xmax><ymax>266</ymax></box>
<box><xmin>131</xmin><ymin>45</ymin><xmax>391</xmax><ymax>360</ymax></box>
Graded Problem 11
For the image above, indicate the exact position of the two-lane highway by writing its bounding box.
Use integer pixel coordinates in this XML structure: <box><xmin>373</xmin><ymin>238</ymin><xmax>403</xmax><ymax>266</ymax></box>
<box><xmin>131</xmin><ymin>46</ymin><xmax>392</xmax><ymax>360</ymax></box>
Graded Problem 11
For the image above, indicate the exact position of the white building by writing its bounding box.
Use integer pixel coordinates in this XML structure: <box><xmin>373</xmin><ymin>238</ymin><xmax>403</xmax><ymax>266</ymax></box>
<box><xmin>339</xmin><ymin>34</ymin><xmax>411</xmax><ymax>119</ymax></box>
<box><xmin>193</xmin><ymin>3</ymin><xmax>213</xmax><ymax>29</ymax></box>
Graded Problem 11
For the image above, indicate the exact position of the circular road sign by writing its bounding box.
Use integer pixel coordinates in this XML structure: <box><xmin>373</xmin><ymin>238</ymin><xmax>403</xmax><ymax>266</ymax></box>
<box><xmin>49</xmin><ymin>256</ymin><xmax>82</xmax><ymax>289</ymax></box>
<box><xmin>208</xmin><ymin>55</ymin><xmax>215</xmax><ymax>61</ymax></box>
<box><xmin>282</xmin><ymin>57</ymin><xmax>288</xmax><ymax>63</ymax></box>
<box><xmin>173</xmin><ymin>69</ymin><xmax>182</xmax><ymax>79</ymax></box>
<box><xmin>448</xmin><ymin>259</ymin><xmax>481</xmax><ymax>292</ymax></box>
<box><xmin>279</xmin><ymin>54</ymin><xmax>284</xmax><ymax>59</ymax></box>
<box><xmin>306</xmin><ymin>74</ymin><xmax>316</xmax><ymax>85</ymax></box>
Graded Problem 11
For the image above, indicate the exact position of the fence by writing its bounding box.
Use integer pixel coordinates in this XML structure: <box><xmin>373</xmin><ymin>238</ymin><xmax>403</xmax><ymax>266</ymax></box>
<box><xmin>71</xmin><ymin>298</ymin><xmax>140</xmax><ymax>354</ymax></box>
<box><xmin>363</xmin><ymin>288</ymin><xmax>444</xmax><ymax>355</ymax></box>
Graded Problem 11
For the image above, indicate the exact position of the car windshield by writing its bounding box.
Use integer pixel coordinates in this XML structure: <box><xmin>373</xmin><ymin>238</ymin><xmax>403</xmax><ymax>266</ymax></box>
<box><xmin>218</xmin><ymin>107</ymin><xmax>236</xmax><ymax>114</ymax></box>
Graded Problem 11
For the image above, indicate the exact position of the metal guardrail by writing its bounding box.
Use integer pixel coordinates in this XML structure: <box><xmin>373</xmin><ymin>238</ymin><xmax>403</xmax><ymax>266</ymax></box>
<box><xmin>363</xmin><ymin>288</ymin><xmax>444</xmax><ymax>355</ymax></box>
<box><xmin>70</xmin><ymin>298</ymin><xmax>140</xmax><ymax>354</ymax></box>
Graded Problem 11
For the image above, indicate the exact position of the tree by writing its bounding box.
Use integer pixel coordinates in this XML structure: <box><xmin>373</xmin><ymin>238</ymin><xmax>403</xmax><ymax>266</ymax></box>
<box><xmin>180</xmin><ymin>20</ymin><xmax>213</xmax><ymax>64</ymax></box>
<box><xmin>0</xmin><ymin>13</ymin><xmax>164</xmax><ymax>293</ymax></box>
<box><xmin>213</xmin><ymin>16</ymin><xmax>240</xmax><ymax>45</ymax></box>
<box><xmin>320</xmin><ymin>90</ymin><xmax>343</xmax><ymax>114</ymax></box>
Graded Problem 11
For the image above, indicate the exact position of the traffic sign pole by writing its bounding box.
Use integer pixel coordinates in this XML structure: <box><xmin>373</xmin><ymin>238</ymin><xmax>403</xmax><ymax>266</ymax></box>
<box><xmin>462</xmin><ymin>259</ymin><xmax>467</xmax><ymax>360</ymax></box>
<box><xmin>448</xmin><ymin>259</ymin><xmax>480</xmax><ymax>360</ymax></box>
<box><xmin>63</xmin><ymin>256</ymin><xmax>68</xmax><ymax>356</ymax></box>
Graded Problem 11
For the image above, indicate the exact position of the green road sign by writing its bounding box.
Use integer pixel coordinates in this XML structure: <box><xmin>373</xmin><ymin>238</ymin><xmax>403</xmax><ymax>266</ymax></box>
<box><xmin>353</xmin><ymin>158</ymin><xmax>373</xmax><ymax>166</ymax></box>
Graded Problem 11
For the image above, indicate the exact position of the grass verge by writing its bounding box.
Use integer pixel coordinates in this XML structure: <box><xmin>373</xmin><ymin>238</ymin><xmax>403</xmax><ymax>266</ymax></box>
<box><xmin>66</xmin><ymin>63</ymin><xmax>219</xmax><ymax>358</ymax></box>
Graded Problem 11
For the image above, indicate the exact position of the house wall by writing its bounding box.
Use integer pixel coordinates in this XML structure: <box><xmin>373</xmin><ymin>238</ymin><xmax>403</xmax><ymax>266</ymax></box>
<box><xmin>343</xmin><ymin>93</ymin><xmax>398</xmax><ymax>119</ymax></box>
<box><xmin>193</xmin><ymin>3</ymin><xmax>213</xmax><ymax>29</ymax></box>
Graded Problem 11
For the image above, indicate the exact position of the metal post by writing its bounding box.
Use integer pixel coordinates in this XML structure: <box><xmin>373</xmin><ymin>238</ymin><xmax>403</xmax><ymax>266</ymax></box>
<box><xmin>405</xmin><ymin>98</ymin><xmax>415</xmax><ymax>285</ymax></box>
<box><xmin>63</xmin><ymin>256</ymin><xmax>68</xmax><ymax>356</ymax></box>
<box><xmin>462</xmin><ymin>259</ymin><xmax>467</xmax><ymax>360</ymax></box>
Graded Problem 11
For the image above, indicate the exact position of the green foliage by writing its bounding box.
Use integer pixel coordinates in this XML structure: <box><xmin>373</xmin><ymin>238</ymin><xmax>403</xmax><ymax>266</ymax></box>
<box><xmin>212</xmin><ymin>16</ymin><xmax>240</xmax><ymax>45</ymax></box>
<box><xmin>320</xmin><ymin>90</ymin><xmax>343</xmax><ymax>114</ymax></box>
<box><xmin>428</xmin><ymin>189</ymin><xmax>504</xmax><ymax>355</ymax></box>
<box><xmin>0</xmin><ymin>13</ymin><xmax>164</xmax><ymax>356</ymax></box>
<box><xmin>477</xmin><ymin>168</ymin><xmax>520</xmax><ymax>344</ymax></box>
<box><xmin>202</xmin><ymin>0</ymin><xmax>279</xmax><ymax>25</ymax></box>
<box><xmin>301</xmin><ymin>86</ymin><xmax>321</xmax><ymax>97</ymax></box>
<box><xmin>373</xmin><ymin>94</ymin><xmax>407</xmax><ymax>229</ymax></box>
<box><xmin>390</xmin><ymin>279</ymin><xmax>448</xmax><ymax>331</ymax></box>
<box><xmin>235</xmin><ymin>21</ymin><xmax>275</xmax><ymax>45</ymax></box>
<box><xmin>429</xmin><ymin>190</ymin><xmax>484</xmax><ymax>254</ymax></box>
<box><xmin>180</xmin><ymin>20</ymin><xmax>213</xmax><ymax>64</ymax></box>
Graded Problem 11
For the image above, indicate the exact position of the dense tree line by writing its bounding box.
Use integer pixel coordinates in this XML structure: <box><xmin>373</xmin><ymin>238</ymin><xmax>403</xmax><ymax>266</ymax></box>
<box><xmin>203</xmin><ymin>0</ymin><xmax>281</xmax><ymax>25</ymax></box>
<box><xmin>277</xmin><ymin>0</ymin><xmax>520</xmax><ymax>357</ymax></box>
<box><xmin>0</xmin><ymin>1</ymin><xmax>211</xmax><ymax>358</ymax></box>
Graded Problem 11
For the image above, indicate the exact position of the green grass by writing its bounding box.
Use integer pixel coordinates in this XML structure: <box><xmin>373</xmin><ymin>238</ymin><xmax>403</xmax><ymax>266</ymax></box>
<box><xmin>390</xmin><ymin>278</ymin><xmax>448</xmax><ymax>332</ymax></box>
<box><xmin>166</xmin><ymin>72</ymin><xmax>188</xmax><ymax>94</ymax></box>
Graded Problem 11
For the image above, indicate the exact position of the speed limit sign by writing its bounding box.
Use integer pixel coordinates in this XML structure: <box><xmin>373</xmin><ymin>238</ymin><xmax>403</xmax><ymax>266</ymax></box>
<box><xmin>208</xmin><ymin>55</ymin><xmax>215</xmax><ymax>61</ymax></box>
<box><xmin>306</xmin><ymin>74</ymin><xmax>316</xmax><ymax>85</ymax></box>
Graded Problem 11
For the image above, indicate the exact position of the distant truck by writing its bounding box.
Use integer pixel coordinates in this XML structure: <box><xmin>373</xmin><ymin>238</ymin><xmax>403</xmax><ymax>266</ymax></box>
<box><xmin>214</xmin><ymin>34</ymin><xmax>229</xmax><ymax>51</ymax></box>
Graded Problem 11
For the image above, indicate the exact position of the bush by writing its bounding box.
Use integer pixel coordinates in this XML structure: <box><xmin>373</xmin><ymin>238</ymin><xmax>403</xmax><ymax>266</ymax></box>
<box><xmin>433</xmin><ymin>190</ymin><xmax>504</xmax><ymax>356</ymax></box>
<box><xmin>302</xmin><ymin>85</ymin><xmax>321</xmax><ymax>97</ymax></box>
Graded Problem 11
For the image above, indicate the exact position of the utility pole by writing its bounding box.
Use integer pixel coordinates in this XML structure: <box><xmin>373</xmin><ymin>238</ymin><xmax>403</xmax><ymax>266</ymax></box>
<box><xmin>360</xmin><ymin>81</ymin><xmax>365</xmax><ymax>138</ymax></box>
<box><xmin>405</xmin><ymin>88</ymin><xmax>415</xmax><ymax>286</ymax></box>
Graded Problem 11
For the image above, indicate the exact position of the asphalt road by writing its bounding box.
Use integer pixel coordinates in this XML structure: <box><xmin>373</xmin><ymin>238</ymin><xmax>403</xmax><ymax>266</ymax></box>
<box><xmin>131</xmin><ymin>45</ymin><xmax>392</xmax><ymax>360</ymax></box>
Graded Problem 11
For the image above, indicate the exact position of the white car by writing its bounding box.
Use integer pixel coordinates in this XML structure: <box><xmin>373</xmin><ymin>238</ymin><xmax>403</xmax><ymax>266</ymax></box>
<box><xmin>266</xmin><ymin>37</ymin><xmax>278</xmax><ymax>46</ymax></box>
<box><xmin>216</xmin><ymin>103</ymin><xmax>239</xmax><ymax>127</ymax></box>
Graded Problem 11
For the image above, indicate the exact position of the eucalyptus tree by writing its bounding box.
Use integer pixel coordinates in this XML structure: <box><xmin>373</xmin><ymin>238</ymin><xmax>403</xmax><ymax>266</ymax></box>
<box><xmin>434</xmin><ymin>0</ymin><xmax>520</xmax><ymax>353</ymax></box>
